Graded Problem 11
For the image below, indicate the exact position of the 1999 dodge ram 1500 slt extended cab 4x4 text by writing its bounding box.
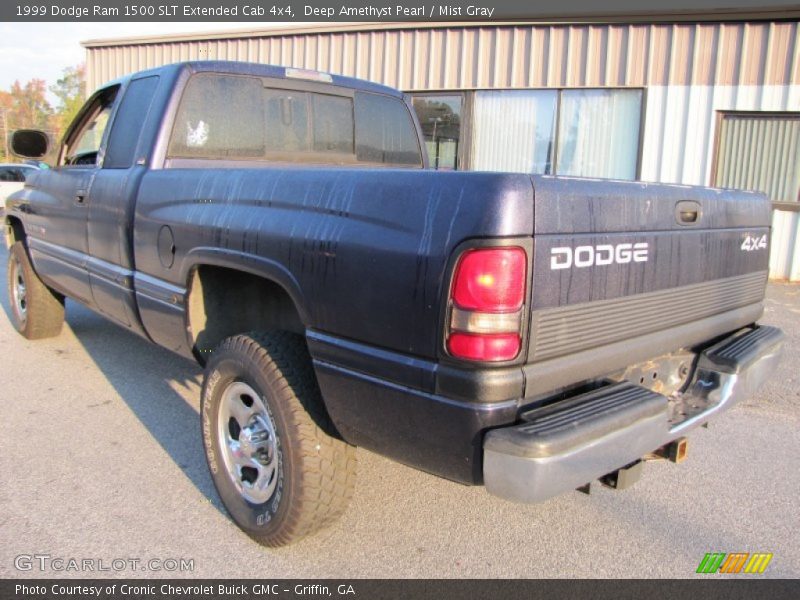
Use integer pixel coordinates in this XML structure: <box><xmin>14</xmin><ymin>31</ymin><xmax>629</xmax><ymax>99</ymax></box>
<box><xmin>5</xmin><ymin>61</ymin><xmax>784</xmax><ymax>546</ymax></box>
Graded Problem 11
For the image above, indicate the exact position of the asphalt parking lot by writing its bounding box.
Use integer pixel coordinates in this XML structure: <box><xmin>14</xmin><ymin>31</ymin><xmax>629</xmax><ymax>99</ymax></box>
<box><xmin>1</xmin><ymin>241</ymin><xmax>798</xmax><ymax>579</ymax></box>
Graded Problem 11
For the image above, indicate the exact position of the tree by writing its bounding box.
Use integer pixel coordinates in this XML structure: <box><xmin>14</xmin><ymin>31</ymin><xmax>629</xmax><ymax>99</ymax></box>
<box><xmin>0</xmin><ymin>81</ymin><xmax>52</xmax><ymax>163</ymax></box>
<box><xmin>10</xmin><ymin>79</ymin><xmax>52</xmax><ymax>130</ymax></box>
<box><xmin>0</xmin><ymin>90</ymin><xmax>13</xmax><ymax>160</ymax></box>
<box><xmin>412</xmin><ymin>99</ymin><xmax>461</xmax><ymax>140</ymax></box>
<box><xmin>0</xmin><ymin>64</ymin><xmax>85</xmax><ymax>163</ymax></box>
<box><xmin>50</xmin><ymin>64</ymin><xmax>86</xmax><ymax>135</ymax></box>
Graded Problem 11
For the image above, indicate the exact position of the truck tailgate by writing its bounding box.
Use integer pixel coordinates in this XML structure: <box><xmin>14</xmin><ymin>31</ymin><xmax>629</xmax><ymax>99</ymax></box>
<box><xmin>528</xmin><ymin>175</ymin><xmax>772</xmax><ymax>369</ymax></box>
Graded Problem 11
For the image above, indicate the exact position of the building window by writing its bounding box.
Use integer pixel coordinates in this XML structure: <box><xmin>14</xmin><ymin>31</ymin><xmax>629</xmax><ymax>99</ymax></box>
<box><xmin>471</xmin><ymin>90</ymin><xmax>556</xmax><ymax>174</ymax></box>
<box><xmin>470</xmin><ymin>88</ymin><xmax>643</xmax><ymax>179</ymax></box>
<box><xmin>411</xmin><ymin>94</ymin><xmax>463</xmax><ymax>170</ymax></box>
<box><xmin>557</xmin><ymin>90</ymin><xmax>642</xmax><ymax>180</ymax></box>
<box><xmin>713</xmin><ymin>112</ymin><xmax>800</xmax><ymax>206</ymax></box>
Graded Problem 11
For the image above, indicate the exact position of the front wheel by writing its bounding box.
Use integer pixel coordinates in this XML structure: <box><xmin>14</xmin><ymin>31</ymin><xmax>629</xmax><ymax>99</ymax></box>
<box><xmin>201</xmin><ymin>332</ymin><xmax>356</xmax><ymax>547</ymax></box>
<box><xmin>6</xmin><ymin>241</ymin><xmax>65</xmax><ymax>339</ymax></box>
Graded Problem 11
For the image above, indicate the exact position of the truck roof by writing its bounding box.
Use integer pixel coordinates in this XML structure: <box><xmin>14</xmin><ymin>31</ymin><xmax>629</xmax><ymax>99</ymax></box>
<box><xmin>100</xmin><ymin>60</ymin><xmax>405</xmax><ymax>98</ymax></box>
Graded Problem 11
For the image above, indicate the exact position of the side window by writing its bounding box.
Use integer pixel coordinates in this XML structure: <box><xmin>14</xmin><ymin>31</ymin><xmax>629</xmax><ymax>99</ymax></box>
<box><xmin>169</xmin><ymin>74</ymin><xmax>357</xmax><ymax>162</ymax></box>
<box><xmin>355</xmin><ymin>93</ymin><xmax>422</xmax><ymax>166</ymax></box>
<box><xmin>263</xmin><ymin>89</ymin><xmax>310</xmax><ymax>152</ymax></box>
<box><xmin>62</xmin><ymin>86</ymin><xmax>120</xmax><ymax>166</ymax></box>
<box><xmin>261</xmin><ymin>90</ymin><xmax>354</xmax><ymax>156</ymax></box>
<box><xmin>104</xmin><ymin>76</ymin><xmax>160</xmax><ymax>169</ymax></box>
<box><xmin>312</xmin><ymin>94</ymin><xmax>353</xmax><ymax>154</ymax></box>
<box><xmin>71</xmin><ymin>108</ymin><xmax>111</xmax><ymax>157</ymax></box>
<box><xmin>169</xmin><ymin>74</ymin><xmax>266</xmax><ymax>158</ymax></box>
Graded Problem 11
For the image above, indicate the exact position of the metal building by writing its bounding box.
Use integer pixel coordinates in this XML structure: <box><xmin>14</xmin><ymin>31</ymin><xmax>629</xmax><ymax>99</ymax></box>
<box><xmin>83</xmin><ymin>20</ymin><xmax>800</xmax><ymax>281</ymax></box>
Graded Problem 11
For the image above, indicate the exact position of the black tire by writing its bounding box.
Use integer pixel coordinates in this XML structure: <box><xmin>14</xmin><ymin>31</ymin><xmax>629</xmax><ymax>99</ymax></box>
<box><xmin>201</xmin><ymin>331</ymin><xmax>356</xmax><ymax>547</ymax></box>
<box><xmin>6</xmin><ymin>241</ymin><xmax>65</xmax><ymax>339</ymax></box>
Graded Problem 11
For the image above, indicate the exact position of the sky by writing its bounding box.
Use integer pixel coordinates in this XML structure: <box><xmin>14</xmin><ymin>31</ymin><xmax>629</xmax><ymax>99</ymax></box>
<box><xmin>0</xmin><ymin>22</ymin><xmax>299</xmax><ymax>105</ymax></box>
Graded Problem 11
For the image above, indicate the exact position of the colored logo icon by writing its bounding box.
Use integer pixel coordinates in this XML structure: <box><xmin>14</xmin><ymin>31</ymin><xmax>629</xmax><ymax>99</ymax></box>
<box><xmin>696</xmin><ymin>552</ymin><xmax>773</xmax><ymax>574</ymax></box>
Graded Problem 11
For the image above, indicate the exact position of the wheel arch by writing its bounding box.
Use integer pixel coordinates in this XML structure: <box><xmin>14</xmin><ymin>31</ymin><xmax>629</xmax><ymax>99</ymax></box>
<box><xmin>5</xmin><ymin>215</ymin><xmax>26</xmax><ymax>249</ymax></box>
<box><xmin>182</xmin><ymin>249</ymin><xmax>311</xmax><ymax>364</ymax></box>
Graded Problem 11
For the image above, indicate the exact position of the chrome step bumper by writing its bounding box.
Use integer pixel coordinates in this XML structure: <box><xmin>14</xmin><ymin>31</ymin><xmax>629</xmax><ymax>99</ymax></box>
<box><xmin>483</xmin><ymin>325</ymin><xmax>784</xmax><ymax>503</ymax></box>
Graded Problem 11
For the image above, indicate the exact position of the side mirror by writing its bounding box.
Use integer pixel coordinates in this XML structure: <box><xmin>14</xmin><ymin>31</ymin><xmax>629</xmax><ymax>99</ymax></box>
<box><xmin>11</xmin><ymin>129</ymin><xmax>49</xmax><ymax>159</ymax></box>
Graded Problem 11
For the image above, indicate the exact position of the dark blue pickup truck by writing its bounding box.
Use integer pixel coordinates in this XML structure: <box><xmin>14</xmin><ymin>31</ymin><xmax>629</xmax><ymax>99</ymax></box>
<box><xmin>5</xmin><ymin>61</ymin><xmax>784</xmax><ymax>546</ymax></box>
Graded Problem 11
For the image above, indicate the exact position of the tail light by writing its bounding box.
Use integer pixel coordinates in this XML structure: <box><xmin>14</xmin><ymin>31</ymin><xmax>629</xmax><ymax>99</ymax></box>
<box><xmin>446</xmin><ymin>247</ymin><xmax>527</xmax><ymax>362</ymax></box>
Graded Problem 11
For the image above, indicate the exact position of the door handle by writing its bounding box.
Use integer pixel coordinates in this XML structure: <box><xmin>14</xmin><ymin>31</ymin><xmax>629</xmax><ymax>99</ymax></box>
<box><xmin>75</xmin><ymin>190</ymin><xmax>86</xmax><ymax>206</ymax></box>
<box><xmin>675</xmin><ymin>200</ymin><xmax>701</xmax><ymax>225</ymax></box>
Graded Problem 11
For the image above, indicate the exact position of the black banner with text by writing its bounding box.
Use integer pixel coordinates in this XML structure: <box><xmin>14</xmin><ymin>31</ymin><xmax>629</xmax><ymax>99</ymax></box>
<box><xmin>3</xmin><ymin>0</ymin><xmax>800</xmax><ymax>22</ymax></box>
<box><xmin>4</xmin><ymin>579</ymin><xmax>800</xmax><ymax>600</ymax></box>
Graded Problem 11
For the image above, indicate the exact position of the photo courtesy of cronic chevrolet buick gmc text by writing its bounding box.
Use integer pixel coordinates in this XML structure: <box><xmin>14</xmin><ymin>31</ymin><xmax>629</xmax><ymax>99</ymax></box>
<box><xmin>4</xmin><ymin>61</ymin><xmax>784</xmax><ymax>546</ymax></box>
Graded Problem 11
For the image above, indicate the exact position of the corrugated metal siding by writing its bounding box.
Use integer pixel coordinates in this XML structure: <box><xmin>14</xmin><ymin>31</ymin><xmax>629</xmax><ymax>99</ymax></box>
<box><xmin>714</xmin><ymin>115</ymin><xmax>800</xmax><ymax>203</ymax></box>
<box><xmin>641</xmin><ymin>85</ymin><xmax>800</xmax><ymax>185</ymax></box>
<box><xmin>770</xmin><ymin>210</ymin><xmax>800</xmax><ymax>281</ymax></box>
<box><xmin>85</xmin><ymin>22</ymin><xmax>800</xmax><ymax>91</ymax></box>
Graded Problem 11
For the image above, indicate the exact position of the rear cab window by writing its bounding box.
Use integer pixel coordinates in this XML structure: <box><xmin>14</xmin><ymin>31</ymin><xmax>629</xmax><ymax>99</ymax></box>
<box><xmin>166</xmin><ymin>72</ymin><xmax>422</xmax><ymax>168</ymax></box>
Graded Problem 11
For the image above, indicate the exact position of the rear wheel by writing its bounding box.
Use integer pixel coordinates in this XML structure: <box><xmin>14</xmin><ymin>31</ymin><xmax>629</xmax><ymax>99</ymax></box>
<box><xmin>201</xmin><ymin>332</ymin><xmax>356</xmax><ymax>547</ymax></box>
<box><xmin>6</xmin><ymin>241</ymin><xmax>65</xmax><ymax>339</ymax></box>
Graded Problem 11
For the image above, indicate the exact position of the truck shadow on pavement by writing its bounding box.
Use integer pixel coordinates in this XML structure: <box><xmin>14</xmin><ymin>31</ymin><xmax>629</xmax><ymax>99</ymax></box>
<box><xmin>66</xmin><ymin>303</ymin><xmax>230</xmax><ymax>518</ymax></box>
<box><xmin>0</xmin><ymin>249</ymin><xmax>229</xmax><ymax>520</ymax></box>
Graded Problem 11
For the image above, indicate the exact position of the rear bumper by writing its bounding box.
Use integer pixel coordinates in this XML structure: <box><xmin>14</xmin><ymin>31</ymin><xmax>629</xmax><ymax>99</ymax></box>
<box><xmin>483</xmin><ymin>325</ymin><xmax>784</xmax><ymax>503</ymax></box>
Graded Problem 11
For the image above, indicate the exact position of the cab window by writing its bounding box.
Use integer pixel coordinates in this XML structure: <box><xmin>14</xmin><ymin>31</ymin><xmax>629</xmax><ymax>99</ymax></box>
<box><xmin>61</xmin><ymin>86</ymin><xmax>119</xmax><ymax>166</ymax></box>
<box><xmin>167</xmin><ymin>73</ymin><xmax>422</xmax><ymax>167</ymax></box>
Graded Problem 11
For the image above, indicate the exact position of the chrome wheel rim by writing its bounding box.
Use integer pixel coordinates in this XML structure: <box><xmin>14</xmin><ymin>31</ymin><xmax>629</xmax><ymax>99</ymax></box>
<box><xmin>217</xmin><ymin>381</ymin><xmax>279</xmax><ymax>504</ymax></box>
<box><xmin>10</xmin><ymin>256</ymin><xmax>27</xmax><ymax>328</ymax></box>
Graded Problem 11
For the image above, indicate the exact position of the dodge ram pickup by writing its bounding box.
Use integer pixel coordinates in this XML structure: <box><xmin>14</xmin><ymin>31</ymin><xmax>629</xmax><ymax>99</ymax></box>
<box><xmin>5</xmin><ymin>61</ymin><xmax>784</xmax><ymax>546</ymax></box>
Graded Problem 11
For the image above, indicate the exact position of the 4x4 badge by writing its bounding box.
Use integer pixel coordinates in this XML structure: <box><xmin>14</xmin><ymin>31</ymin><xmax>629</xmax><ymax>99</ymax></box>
<box><xmin>741</xmin><ymin>234</ymin><xmax>768</xmax><ymax>252</ymax></box>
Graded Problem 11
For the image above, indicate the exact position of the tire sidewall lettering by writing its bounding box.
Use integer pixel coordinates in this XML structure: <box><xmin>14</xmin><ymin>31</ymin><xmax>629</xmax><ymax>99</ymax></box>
<box><xmin>202</xmin><ymin>354</ymin><xmax>286</xmax><ymax>533</ymax></box>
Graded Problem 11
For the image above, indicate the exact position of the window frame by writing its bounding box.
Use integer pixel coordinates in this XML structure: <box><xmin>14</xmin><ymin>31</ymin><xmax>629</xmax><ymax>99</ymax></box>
<box><xmin>408</xmin><ymin>91</ymin><xmax>469</xmax><ymax>170</ymax></box>
<box><xmin>554</xmin><ymin>87</ymin><xmax>646</xmax><ymax>180</ymax></box>
<box><xmin>353</xmin><ymin>90</ymin><xmax>425</xmax><ymax>168</ymax></box>
<box><xmin>58</xmin><ymin>84</ymin><xmax>121</xmax><ymax>168</ymax></box>
<box><xmin>103</xmin><ymin>75</ymin><xmax>161</xmax><ymax>170</ymax></box>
